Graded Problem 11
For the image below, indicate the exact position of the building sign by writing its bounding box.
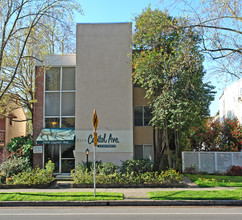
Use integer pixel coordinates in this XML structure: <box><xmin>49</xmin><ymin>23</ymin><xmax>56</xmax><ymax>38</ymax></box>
<box><xmin>33</xmin><ymin>146</ymin><xmax>43</xmax><ymax>154</ymax></box>
<box><xmin>88</xmin><ymin>133</ymin><xmax>119</xmax><ymax>148</ymax></box>
<box><xmin>75</xmin><ymin>130</ymin><xmax>133</xmax><ymax>153</ymax></box>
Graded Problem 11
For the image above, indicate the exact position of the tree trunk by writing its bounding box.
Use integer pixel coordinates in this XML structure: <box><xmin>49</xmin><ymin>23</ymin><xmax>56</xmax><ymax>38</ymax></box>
<box><xmin>165</xmin><ymin>119</ymin><xmax>172</xmax><ymax>168</ymax></box>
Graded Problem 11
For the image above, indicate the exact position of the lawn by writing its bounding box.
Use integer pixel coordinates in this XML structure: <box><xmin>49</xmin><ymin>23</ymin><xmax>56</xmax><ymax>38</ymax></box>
<box><xmin>148</xmin><ymin>188</ymin><xmax>242</xmax><ymax>200</ymax></box>
<box><xmin>0</xmin><ymin>192</ymin><xmax>123</xmax><ymax>201</ymax></box>
<box><xmin>185</xmin><ymin>174</ymin><xmax>242</xmax><ymax>187</ymax></box>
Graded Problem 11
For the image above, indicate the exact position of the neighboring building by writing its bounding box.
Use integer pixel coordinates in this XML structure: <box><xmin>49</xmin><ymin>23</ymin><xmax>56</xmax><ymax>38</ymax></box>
<box><xmin>33</xmin><ymin>23</ymin><xmax>154</xmax><ymax>174</ymax></box>
<box><xmin>0</xmin><ymin>105</ymin><xmax>27</xmax><ymax>161</ymax></box>
<box><xmin>219</xmin><ymin>78</ymin><xmax>242</xmax><ymax>124</ymax></box>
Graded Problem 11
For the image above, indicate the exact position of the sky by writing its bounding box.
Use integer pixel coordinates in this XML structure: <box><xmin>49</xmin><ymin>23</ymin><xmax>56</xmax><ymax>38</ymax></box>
<box><xmin>74</xmin><ymin>0</ymin><xmax>236</xmax><ymax>116</ymax></box>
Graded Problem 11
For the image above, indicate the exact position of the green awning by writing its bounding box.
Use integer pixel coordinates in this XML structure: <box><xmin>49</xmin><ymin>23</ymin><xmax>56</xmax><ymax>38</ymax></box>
<box><xmin>36</xmin><ymin>128</ymin><xmax>75</xmax><ymax>144</ymax></box>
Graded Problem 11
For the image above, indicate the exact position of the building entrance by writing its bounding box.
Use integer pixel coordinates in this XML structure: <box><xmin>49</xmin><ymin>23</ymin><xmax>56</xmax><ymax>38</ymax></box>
<box><xmin>44</xmin><ymin>144</ymin><xmax>75</xmax><ymax>174</ymax></box>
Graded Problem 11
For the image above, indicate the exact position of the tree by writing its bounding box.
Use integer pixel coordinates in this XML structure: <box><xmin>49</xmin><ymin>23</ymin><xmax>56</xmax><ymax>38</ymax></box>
<box><xmin>159</xmin><ymin>0</ymin><xmax>242</xmax><ymax>79</ymax></box>
<box><xmin>133</xmin><ymin>7</ymin><xmax>215</xmax><ymax>169</ymax></box>
<box><xmin>190</xmin><ymin>118</ymin><xmax>242</xmax><ymax>152</ymax></box>
<box><xmin>0</xmin><ymin>0</ymin><xmax>82</xmax><ymax>123</ymax></box>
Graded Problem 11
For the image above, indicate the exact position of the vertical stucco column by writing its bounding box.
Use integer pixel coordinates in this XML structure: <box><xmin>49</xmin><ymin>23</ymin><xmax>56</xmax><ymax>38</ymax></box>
<box><xmin>75</xmin><ymin>23</ymin><xmax>133</xmax><ymax>165</ymax></box>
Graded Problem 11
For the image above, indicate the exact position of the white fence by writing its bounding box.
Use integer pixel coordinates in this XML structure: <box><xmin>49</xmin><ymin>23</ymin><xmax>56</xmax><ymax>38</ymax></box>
<box><xmin>182</xmin><ymin>151</ymin><xmax>242</xmax><ymax>173</ymax></box>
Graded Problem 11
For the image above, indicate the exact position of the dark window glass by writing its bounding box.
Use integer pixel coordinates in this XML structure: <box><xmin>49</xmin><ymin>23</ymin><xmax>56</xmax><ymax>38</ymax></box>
<box><xmin>62</xmin><ymin>92</ymin><xmax>75</xmax><ymax>116</ymax></box>
<box><xmin>44</xmin><ymin>144</ymin><xmax>59</xmax><ymax>173</ymax></box>
<box><xmin>61</xmin><ymin>144</ymin><xmax>75</xmax><ymax>158</ymax></box>
<box><xmin>45</xmin><ymin>93</ymin><xmax>60</xmax><ymax>116</ymax></box>
<box><xmin>61</xmin><ymin>118</ymin><xmax>75</xmax><ymax>128</ymax></box>
<box><xmin>134</xmin><ymin>106</ymin><xmax>142</xmax><ymax>126</ymax></box>
<box><xmin>45</xmin><ymin>118</ymin><xmax>60</xmax><ymax>128</ymax></box>
<box><xmin>62</xmin><ymin>67</ymin><xmax>75</xmax><ymax>90</ymax></box>
<box><xmin>61</xmin><ymin>159</ymin><xmax>75</xmax><ymax>173</ymax></box>
<box><xmin>45</xmin><ymin>68</ymin><xmax>60</xmax><ymax>91</ymax></box>
<box><xmin>134</xmin><ymin>145</ymin><xmax>143</xmax><ymax>159</ymax></box>
<box><xmin>144</xmin><ymin>106</ymin><xmax>152</xmax><ymax>126</ymax></box>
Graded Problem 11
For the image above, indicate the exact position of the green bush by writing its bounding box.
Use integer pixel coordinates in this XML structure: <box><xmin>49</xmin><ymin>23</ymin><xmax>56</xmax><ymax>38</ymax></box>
<box><xmin>97</xmin><ymin>162</ymin><xmax>118</xmax><ymax>175</ymax></box>
<box><xmin>7</xmin><ymin>134</ymin><xmax>33</xmax><ymax>159</ymax></box>
<box><xmin>6</xmin><ymin>160</ymin><xmax>55</xmax><ymax>185</ymax></box>
<box><xmin>119</xmin><ymin>158</ymin><xmax>154</xmax><ymax>174</ymax></box>
<box><xmin>71</xmin><ymin>168</ymin><xmax>183</xmax><ymax>185</ymax></box>
<box><xmin>74</xmin><ymin>161</ymin><xmax>102</xmax><ymax>173</ymax></box>
<box><xmin>0</xmin><ymin>157</ymin><xmax>31</xmax><ymax>182</ymax></box>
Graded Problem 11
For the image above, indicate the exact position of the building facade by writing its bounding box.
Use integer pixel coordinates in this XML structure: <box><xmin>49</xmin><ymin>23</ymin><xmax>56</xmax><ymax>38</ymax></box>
<box><xmin>33</xmin><ymin>23</ymin><xmax>154</xmax><ymax>173</ymax></box>
<box><xmin>0</xmin><ymin>105</ymin><xmax>27</xmax><ymax>162</ymax></box>
<box><xmin>219</xmin><ymin>78</ymin><xmax>242</xmax><ymax>124</ymax></box>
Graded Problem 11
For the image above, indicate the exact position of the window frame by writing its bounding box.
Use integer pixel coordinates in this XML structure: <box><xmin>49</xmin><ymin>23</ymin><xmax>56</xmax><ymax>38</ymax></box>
<box><xmin>134</xmin><ymin>105</ymin><xmax>152</xmax><ymax>127</ymax></box>
<box><xmin>134</xmin><ymin>144</ymin><xmax>153</xmax><ymax>162</ymax></box>
<box><xmin>44</xmin><ymin>66</ymin><xmax>75</xmax><ymax>128</ymax></box>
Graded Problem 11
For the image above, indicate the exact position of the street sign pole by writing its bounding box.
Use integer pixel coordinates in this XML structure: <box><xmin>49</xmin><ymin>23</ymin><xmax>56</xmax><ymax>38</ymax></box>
<box><xmin>92</xmin><ymin>109</ymin><xmax>98</xmax><ymax>197</ymax></box>
<box><xmin>93</xmin><ymin>143</ymin><xmax>96</xmax><ymax>197</ymax></box>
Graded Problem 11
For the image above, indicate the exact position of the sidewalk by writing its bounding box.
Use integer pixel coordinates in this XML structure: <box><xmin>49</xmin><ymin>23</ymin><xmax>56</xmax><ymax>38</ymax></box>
<box><xmin>0</xmin><ymin>187</ymin><xmax>241</xmax><ymax>206</ymax></box>
<box><xmin>0</xmin><ymin>186</ymin><xmax>239</xmax><ymax>199</ymax></box>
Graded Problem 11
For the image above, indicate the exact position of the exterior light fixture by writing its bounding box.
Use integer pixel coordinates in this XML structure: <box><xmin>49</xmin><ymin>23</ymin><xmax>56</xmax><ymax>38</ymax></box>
<box><xmin>86</xmin><ymin>148</ymin><xmax>89</xmax><ymax>171</ymax></box>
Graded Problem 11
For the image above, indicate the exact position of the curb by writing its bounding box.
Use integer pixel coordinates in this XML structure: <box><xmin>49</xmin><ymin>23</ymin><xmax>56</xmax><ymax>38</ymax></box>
<box><xmin>0</xmin><ymin>200</ymin><xmax>241</xmax><ymax>207</ymax></box>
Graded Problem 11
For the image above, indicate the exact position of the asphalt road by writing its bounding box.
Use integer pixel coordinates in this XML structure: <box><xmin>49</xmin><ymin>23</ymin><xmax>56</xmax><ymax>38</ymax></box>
<box><xmin>0</xmin><ymin>206</ymin><xmax>242</xmax><ymax>220</ymax></box>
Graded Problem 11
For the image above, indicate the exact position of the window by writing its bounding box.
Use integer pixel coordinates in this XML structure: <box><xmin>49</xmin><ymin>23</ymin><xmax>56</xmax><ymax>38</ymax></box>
<box><xmin>45</xmin><ymin>67</ymin><xmax>75</xmax><ymax>128</ymax></box>
<box><xmin>134</xmin><ymin>106</ymin><xmax>152</xmax><ymax>126</ymax></box>
<box><xmin>134</xmin><ymin>145</ymin><xmax>153</xmax><ymax>161</ymax></box>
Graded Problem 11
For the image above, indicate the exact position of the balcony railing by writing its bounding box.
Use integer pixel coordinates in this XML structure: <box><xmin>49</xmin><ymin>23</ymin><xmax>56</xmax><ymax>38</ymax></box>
<box><xmin>0</xmin><ymin>130</ymin><xmax>5</xmax><ymax>144</ymax></box>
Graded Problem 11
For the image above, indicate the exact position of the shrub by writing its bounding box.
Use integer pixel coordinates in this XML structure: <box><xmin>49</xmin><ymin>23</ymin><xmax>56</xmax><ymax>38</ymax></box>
<box><xmin>7</xmin><ymin>160</ymin><xmax>55</xmax><ymax>185</ymax></box>
<box><xmin>184</xmin><ymin>165</ymin><xmax>198</xmax><ymax>174</ymax></box>
<box><xmin>97</xmin><ymin>162</ymin><xmax>118</xmax><ymax>175</ymax></box>
<box><xmin>74</xmin><ymin>161</ymin><xmax>102</xmax><ymax>173</ymax></box>
<box><xmin>227</xmin><ymin>166</ymin><xmax>242</xmax><ymax>176</ymax></box>
<box><xmin>0</xmin><ymin>157</ymin><xmax>31</xmax><ymax>182</ymax></box>
<box><xmin>71</xmin><ymin>167</ymin><xmax>183</xmax><ymax>185</ymax></box>
<box><xmin>119</xmin><ymin>158</ymin><xmax>153</xmax><ymax>174</ymax></box>
<box><xmin>7</xmin><ymin>134</ymin><xmax>33</xmax><ymax>159</ymax></box>
<box><xmin>190</xmin><ymin>118</ymin><xmax>242</xmax><ymax>152</ymax></box>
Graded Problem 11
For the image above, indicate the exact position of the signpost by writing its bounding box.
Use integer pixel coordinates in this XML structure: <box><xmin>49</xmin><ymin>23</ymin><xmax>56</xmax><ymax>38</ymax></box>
<box><xmin>92</xmin><ymin>109</ymin><xmax>98</xmax><ymax>197</ymax></box>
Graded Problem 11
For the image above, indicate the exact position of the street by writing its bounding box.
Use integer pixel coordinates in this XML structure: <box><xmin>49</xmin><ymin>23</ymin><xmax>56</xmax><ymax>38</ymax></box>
<box><xmin>0</xmin><ymin>206</ymin><xmax>241</xmax><ymax>220</ymax></box>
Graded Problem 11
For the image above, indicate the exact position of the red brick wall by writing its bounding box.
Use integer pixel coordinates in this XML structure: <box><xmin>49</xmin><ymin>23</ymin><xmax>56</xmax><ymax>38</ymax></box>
<box><xmin>33</xmin><ymin>66</ymin><xmax>44</xmax><ymax>168</ymax></box>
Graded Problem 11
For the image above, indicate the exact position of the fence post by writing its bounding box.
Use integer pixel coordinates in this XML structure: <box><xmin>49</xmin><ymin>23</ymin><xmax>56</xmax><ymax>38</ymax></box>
<box><xmin>214</xmin><ymin>152</ymin><xmax>217</xmax><ymax>172</ymax></box>
<box><xmin>198</xmin><ymin>152</ymin><xmax>201</xmax><ymax>172</ymax></box>
<box><xmin>182</xmin><ymin>152</ymin><xmax>185</xmax><ymax>172</ymax></box>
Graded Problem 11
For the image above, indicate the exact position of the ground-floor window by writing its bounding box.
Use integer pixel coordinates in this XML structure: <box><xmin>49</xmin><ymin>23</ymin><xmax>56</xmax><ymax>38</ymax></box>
<box><xmin>134</xmin><ymin>144</ymin><xmax>153</xmax><ymax>162</ymax></box>
<box><xmin>44</xmin><ymin>144</ymin><xmax>75</xmax><ymax>173</ymax></box>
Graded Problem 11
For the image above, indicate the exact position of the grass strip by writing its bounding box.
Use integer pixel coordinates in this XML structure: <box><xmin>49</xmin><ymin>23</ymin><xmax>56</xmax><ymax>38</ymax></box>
<box><xmin>185</xmin><ymin>174</ymin><xmax>242</xmax><ymax>187</ymax></box>
<box><xmin>0</xmin><ymin>192</ymin><xmax>123</xmax><ymax>201</ymax></box>
<box><xmin>148</xmin><ymin>188</ymin><xmax>242</xmax><ymax>200</ymax></box>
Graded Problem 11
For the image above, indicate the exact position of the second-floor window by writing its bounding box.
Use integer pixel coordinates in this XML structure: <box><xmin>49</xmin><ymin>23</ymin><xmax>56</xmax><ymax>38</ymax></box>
<box><xmin>134</xmin><ymin>106</ymin><xmax>152</xmax><ymax>126</ymax></box>
<box><xmin>45</xmin><ymin>67</ymin><xmax>75</xmax><ymax>128</ymax></box>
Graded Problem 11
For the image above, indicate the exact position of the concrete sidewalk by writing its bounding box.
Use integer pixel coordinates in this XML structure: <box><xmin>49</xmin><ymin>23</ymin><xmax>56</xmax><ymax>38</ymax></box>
<box><xmin>0</xmin><ymin>187</ymin><xmax>242</xmax><ymax>206</ymax></box>
<box><xmin>0</xmin><ymin>186</ymin><xmax>239</xmax><ymax>199</ymax></box>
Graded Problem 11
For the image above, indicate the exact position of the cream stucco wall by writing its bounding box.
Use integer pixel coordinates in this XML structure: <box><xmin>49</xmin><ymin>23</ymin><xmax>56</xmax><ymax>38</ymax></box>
<box><xmin>75</xmin><ymin>23</ymin><xmax>133</xmax><ymax>164</ymax></box>
<box><xmin>5</xmin><ymin>107</ymin><xmax>27</xmax><ymax>144</ymax></box>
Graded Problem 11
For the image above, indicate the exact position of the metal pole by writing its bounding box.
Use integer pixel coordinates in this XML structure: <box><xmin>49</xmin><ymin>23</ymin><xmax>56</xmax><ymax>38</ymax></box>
<box><xmin>86</xmin><ymin>154</ymin><xmax>88</xmax><ymax>171</ymax></box>
<box><xmin>93</xmin><ymin>145</ymin><xmax>96</xmax><ymax>197</ymax></box>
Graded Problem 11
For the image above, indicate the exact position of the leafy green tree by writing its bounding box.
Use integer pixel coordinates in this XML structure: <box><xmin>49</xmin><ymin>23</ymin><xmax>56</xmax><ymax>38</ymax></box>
<box><xmin>0</xmin><ymin>0</ymin><xmax>82</xmax><ymax>119</ymax></box>
<box><xmin>133</xmin><ymin>7</ymin><xmax>215</xmax><ymax>169</ymax></box>
<box><xmin>7</xmin><ymin>134</ymin><xmax>33</xmax><ymax>160</ymax></box>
